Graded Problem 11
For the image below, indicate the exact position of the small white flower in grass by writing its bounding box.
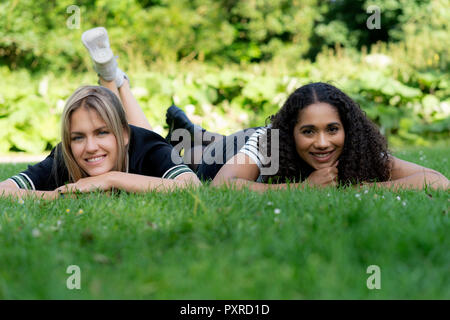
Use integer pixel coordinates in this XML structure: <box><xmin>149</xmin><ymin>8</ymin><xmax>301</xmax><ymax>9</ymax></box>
<box><xmin>396</xmin><ymin>196</ymin><xmax>401</xmax><ymax>201</ymax></box>
<box><xmin>147</xmin><ymin>222</ymin><xmax>158</xmax><ymax>230</ymax></box>
<box><xmin>57</xmin><ymin>220</ymin><xmax>62</xmax><ymax>227</ymax></box>
<box><xmin>18</xmin><ymin>198</ymin><xmax>24</xmax><ymax>205</ymax></box>
<box><xmin>32</xmin><ymin>228</ymin><xmax>41</xmax><ymax>238</ymax></box>
<box><xmin>267</xmin><ymin>201</ymin><xmax>273</xmax><ymax>206</ymax></box>
<box><xmin>355</xmin><ymin>193</ymin><xmax>361</xmax><ymax>198</ymax></box>
<box><xmin>274</xmin><ymin>208</ymin><xmax>281</xmax><ymax>214</ymax></box>
<box><xmin>402</xmin><ymin>201</ymin><xmax>407</xmax><ymax>207</ymax></box>
<box><xmin>327</xmin><ymin>193</ymin><xmax>331</xmax><ymax>197</ymax></box>
<box><xmin>364</xmin><ymin>190</ymin><xmax>369</xmax><ymax>194</ymax></box>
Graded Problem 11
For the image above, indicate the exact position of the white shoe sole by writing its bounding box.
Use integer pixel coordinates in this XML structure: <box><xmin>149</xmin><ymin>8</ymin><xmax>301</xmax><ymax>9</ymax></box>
<box><xmin>81</xmin><ymin>27</ymin><xmax>114</xmax><ymax>65</ymax></box>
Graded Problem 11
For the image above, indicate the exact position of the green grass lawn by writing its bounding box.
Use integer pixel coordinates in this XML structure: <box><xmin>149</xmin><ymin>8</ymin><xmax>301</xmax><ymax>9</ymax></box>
<box><xmin>0</xmin><ymin>147</ymin><xmax>449</xmax><ymax>299</ymax></box>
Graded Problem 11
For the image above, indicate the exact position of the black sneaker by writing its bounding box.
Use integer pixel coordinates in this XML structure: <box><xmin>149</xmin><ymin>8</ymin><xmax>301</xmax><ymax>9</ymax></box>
<box><xmin>165</xmin><ymin>105</ymin><xmax>200</xmax><ymax>146</ymax></box>
<box><xmin>165</xmin><ymin>105</ymin><xmax>195</xmax><ymax>132</ymax></box>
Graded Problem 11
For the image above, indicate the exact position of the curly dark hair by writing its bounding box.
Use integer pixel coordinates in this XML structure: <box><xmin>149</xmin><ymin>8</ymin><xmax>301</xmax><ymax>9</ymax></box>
<box><xmin>259</xmin><ymin>82</ymin><xmax>391</xmax><ymax>185</ymax></box>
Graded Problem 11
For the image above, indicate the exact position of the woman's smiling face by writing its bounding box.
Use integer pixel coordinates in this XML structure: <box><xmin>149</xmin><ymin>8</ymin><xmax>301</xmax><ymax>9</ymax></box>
<box><xmin>293</xmin><ymin>102</ymin><xmax>345</xmax><ymax>170</ymax></box>
<box><xmin>69</xmin><ymin>107</ymin><xmax>119</xmax><ymax>176</ymax></box>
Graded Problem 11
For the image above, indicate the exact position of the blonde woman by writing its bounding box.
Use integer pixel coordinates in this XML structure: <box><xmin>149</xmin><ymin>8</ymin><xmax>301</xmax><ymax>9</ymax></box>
<box><xmin>0</xmin><ymin>28</ymin><xmax>200</xmax><ymax>199</ymax></box>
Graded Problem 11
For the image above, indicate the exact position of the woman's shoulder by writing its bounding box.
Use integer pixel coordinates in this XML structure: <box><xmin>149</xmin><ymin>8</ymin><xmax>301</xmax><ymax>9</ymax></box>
<box><xmin>245</xmin><ymin>126</ymin><xmax>269</xmax><ymax>140</ymax></box>
<box><xmin>128</xmin><ymin>125</ymin><xmax>171</xmax><ymax>150</ymax></box>
<box><xmin>8</xmin><ymin>144</ymin><xmax>69</xmax><ymax>191</ymax></box>
<box><xmin>127</xmin><ymin>124</ymin><xmax>178</xmax><ymax>160</ymax></box>
<box><xmin>127</xmin><ymin>125</ymin><xmax>189</xmax><ymax>177</ymax></box>
<box><xmin>129</xmin><ymin>125</ymin><xmax>166</xmax><ymax>140</ymax></box>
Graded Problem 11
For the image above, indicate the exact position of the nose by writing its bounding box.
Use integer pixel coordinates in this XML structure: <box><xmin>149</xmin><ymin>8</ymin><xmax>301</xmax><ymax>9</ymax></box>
<box><xmin>85</xmin><ymin>136</ymin><xmax>99</xmax><ymax>153</ymax></box>
<box><xmin>314</xmin><ymin>132</ymin><xmax>330</xmax><ymax>149</ymax></box>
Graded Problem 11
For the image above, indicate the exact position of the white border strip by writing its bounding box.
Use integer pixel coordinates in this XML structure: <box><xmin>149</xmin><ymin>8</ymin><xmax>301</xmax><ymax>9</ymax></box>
<box><xmin>20</xmin><ymin>173</ymin><xmax>36</xmax><ymax>191</ymax></box>
<box><xmin>173</xmin><ymin>171</ymin><xmax>194</xmax><ymax>180</ymax></box>
<box><xmin>162</xmin><ymin>164</ymin><xmax>188</xmax><ymax>179</ymax></box>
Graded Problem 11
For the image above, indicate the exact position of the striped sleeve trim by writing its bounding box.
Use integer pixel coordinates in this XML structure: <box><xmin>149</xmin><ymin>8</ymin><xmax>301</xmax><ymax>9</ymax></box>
<box><xmin>238</xmin><ymin>127</ymin><xmax>267</xmax><ymax>169</ymax></box>
<box><xmin>8</xmin><ymin>173</ymin><xmax>35</xmax><ymax>190</ymax></box>
<box><xmin>240</xmin><ymin>148</ymin><xmax>262</xmax><ymax>167</ymax></box>
<box><xmin>20</xmin><ymin>173</ymin><xmax>36</xmax><ymax>190</ymax></box>
<box><xmin>162</xmin><ymin>164</ymin><xmax>194</xmax><ymax>180</ymax></box>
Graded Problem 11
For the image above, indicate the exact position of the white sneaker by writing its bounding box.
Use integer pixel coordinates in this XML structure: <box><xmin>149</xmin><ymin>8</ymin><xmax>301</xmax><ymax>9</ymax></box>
<box><xmin>82</xmin><ymin>27</ymin><xmax>117</xmax><ymax>81</ymax></box>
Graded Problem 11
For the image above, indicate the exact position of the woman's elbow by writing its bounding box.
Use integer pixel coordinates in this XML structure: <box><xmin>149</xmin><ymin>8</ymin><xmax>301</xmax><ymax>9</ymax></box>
<box><xmin>175</xmin><ymin>173</ymin><xmax>202</xmax><ymax>188</ymax></box>
<box><xmin>426</xmin><ymin>171</ymin><xmax>449</xmax><ymax>189</ymax></box>
<box><xmin>211</xmin><ymin>173</ymin><xmax>238</xmax><ymax>187</ymax></box>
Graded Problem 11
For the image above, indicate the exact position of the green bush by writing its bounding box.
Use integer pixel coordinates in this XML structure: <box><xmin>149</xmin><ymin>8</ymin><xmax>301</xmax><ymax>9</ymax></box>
<box><xmin>1</xmin><ymin>0</ymin><xmax>448</xmax><ymax>71</ymax></box>
<box><xmin>0</xmin><ymin>0</ymin><xmax>322</xmax><ymax>72</ymax></box>
<box><xmin>0</xmin><ymin>0</ymin><xmax>448</xmax><ymax>153</ymax></box>
<box><xmin>0</xmin><ymin>56</ymin><xmax>448</xmax><ymax>154</ymax></box>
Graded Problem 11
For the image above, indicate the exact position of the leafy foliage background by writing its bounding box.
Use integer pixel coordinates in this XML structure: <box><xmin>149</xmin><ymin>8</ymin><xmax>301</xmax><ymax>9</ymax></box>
<box><xmin>0</xmin><ymin>0</ymin><xmax>448</xmax><ymax>153</ymax></box>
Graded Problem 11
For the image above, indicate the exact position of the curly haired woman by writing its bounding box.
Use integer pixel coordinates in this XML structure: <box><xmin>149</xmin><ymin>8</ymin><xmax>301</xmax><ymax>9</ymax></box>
<box><xmin>166</xmin><ymin>82</ymin><xmax>448</xmax><ymax>190</ymax></box>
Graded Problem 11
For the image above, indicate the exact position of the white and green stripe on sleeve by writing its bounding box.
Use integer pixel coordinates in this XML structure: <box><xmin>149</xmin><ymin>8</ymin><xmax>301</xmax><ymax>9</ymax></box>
<box><xmin>8</xmin><ymin>173</ymin><xmax>36</xmax><ymax>190</ymax></box>
<box><xmin>161</xmin><ymin>164</ymin><xmax>194</xmax><ymax>180</ymax></box>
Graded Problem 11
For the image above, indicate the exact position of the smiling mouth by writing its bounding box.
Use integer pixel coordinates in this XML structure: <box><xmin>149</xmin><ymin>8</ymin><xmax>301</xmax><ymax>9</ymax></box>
<box><xmin>85</xmin><ymin>155</ymin><xmax>106</xmax><ymax>164</ymax></box>
<box><xmin>310</xmin><ymin>150</ymin><xmax>335</xmax><ymax>162</ymax></box>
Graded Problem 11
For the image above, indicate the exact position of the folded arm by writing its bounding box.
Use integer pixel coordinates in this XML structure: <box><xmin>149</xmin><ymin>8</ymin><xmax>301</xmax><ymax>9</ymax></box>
<box><xmin>55</xmin><ymin>171</ymin><xmax>201</xmax><ymax>194</ymax></box>
<box><xmin>367</xmin><ymin>156</ymin><xmax>449</xmax><ymax>190</ymax></box>
<box><xmin>213</xmin><ymin>154</ymin><xmax>449</xmax><ymax>191</ymax></box>
<box><xmin>211</xmin><ymin>153</ymin><xmax>302</xmax><ymax>191</ymax></box>
<box><xmin>0</xmin><ymin>179</ymin><xmax>58</xmax><ymax>200</ymax></box>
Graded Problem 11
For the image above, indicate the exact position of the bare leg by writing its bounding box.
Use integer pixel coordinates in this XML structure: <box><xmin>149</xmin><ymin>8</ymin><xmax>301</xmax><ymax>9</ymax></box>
<box><xmin>99</xmin><ymin>77</ymin><xmax>152</xmax><ymax>131</ymax></box>
<box><xmin>117</xmin><ymin>79</ymin><xmax>152</xmax><ymax>131</ymax></box>
<box><xmin>82</xmin><ymin>28</ymin><xmax>151</xmax><ymax>130</ymax></box>
<box><xmin>99</xmin><ymin>77</ymin><xmax>120</xmax><ymax>100</ymax></box>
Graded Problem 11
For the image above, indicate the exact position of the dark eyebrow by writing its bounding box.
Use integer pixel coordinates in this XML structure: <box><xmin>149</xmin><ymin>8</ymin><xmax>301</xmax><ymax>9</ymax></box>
<box><xmin>299</xmin><ymin>122</ymin><xmax>341</xmax><ymax>130</ymax></box>
<box><xmin>299</xmin><ymin>125</ymin><xmax>315</xmax><ymax>130</ymax></box>
<box><xmin>95</xmin><ymin>126</ymin><xmax>108</xmax><ymax>132</ymax></box>
<box><xmin>70</xmin><ymin>126</ymin><xmax>108</xmax><ymax>135</ymax></box>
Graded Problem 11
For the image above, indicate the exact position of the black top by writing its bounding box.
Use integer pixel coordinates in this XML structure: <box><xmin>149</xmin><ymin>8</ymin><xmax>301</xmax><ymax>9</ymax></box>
<box><xmin>9</xmin><ymin>125</ymin><xmax>193</xmax><ymax>191</ymax></box>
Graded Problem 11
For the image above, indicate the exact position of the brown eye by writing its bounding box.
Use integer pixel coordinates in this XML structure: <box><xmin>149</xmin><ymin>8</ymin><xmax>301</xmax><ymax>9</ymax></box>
<box><xmin>328</xmin><ymin>126</ymin><xmax>339</xmax><ymax>133</ymax></box>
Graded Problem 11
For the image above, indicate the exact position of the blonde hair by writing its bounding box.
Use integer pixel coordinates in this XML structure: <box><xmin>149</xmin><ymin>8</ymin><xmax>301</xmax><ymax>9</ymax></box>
<box><xmin>58</xmin><ymin>85</ymin><xmax>130</xmax><ymax>182</ymax></box>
